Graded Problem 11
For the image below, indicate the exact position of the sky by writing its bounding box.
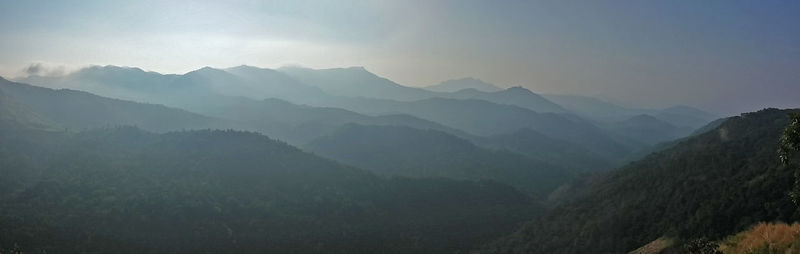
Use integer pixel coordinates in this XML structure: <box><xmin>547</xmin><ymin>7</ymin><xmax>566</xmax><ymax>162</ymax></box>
<box><xmin>0</xmin><ymin>0</ymin><xmax>798</xmax><ymax>115</ymax></box>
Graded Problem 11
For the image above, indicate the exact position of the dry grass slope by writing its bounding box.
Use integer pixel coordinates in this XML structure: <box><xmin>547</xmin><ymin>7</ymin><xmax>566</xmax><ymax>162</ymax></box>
<box><xmin>628</xmin><ymin>237</ymin><xmax>675</xmax><ymax>254</ymax></box>
<box><xmin>718</xmin><ymin>222</ymin><xmax>800</xmax><ymax>254</ymax></box>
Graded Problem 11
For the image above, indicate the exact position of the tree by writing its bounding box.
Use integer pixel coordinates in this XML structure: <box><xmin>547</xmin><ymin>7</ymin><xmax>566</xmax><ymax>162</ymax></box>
<box><xmin>682</xmin><ymin>238</ymin><xmax>721</xmax><ymax>254</ymax></box>
<box><xmin>781</xmin><ymin>113</ymin><xmax>800</xmax><ymax>205</ymax></box>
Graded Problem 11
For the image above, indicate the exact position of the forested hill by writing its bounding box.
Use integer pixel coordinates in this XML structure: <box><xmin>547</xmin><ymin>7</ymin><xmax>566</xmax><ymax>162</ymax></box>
<box><xmin>304</xmin><ymin>124</ymin><xmax>573</xmax><ymax>195</ymax></box>
<box><xmin>0</xmin><ymin>87</ymin><xmax>53</xmax><ymax>130</ymax></box>
<box><xmin>478</xmin><ymin>108</ymin><xmax>800</xmax><ymax>254</ymax></box>
<box><xmin>0</xmin><ymin>77</ymin><xmax>232</xmax><ymax>132</ymax></box>
<box><xmin>0</xmin><ymin>125</ymin><xmax>542</xmax><ymax>253</ymax></box>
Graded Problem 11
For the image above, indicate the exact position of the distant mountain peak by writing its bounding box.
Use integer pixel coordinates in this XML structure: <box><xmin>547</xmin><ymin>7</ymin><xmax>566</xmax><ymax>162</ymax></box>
<box><xmin>496</xmin><ymin>87</ymin><xmax>553</xmax><ymax>100</ymax></box>
<box><xmin>452</xmin><ymin>77</ymin><xmax>484</xmax><ymax>83</ymax></box>
<box><xmin>195</xmin><ymin>66</ymin><xmax>218</xmax><ymax>72</ymax></box>
<box><xmin>76</xmin><ymin>65</ymin><xmax>146</xmax><ymax>74</ymax></box>
<box><xmin>231</xmin><ymin>64</ymin><xmax>255</xmax><ymax>69</ymax></box>
<box><xmin>185</xmin><ymin>66</ymin><xmax>229</xmax><ymax>76</ymax></box>
<box><xmin>627</xmin><ymin>114</ymin><xmax>661</xmax><ymax>122</ymax></box>
<box><xmin>504</xmin><ymin>86</ymin><xmax>535</xmax><ymax>94</ymax></box>
<box><xmin>278</xmin><ymin>66</ymin><xmax>376</xmax><ymax>78</ymax></box>
<box><xmin>278</xmin><ymin>65</ymin><xmax>435</xmax><ymax>101</ymax></box>
<box><xmin>426</xmin><ymin>77</ymin><xmax>502</xmax><ymax>93</ymax></box>
<box><xmin>64</xmin><ymin>65</ymin><xmax>169</xmax><ymax>86</ymax></box>
<box><xmin>224</xmin><ymin>65</ymin><xmax>287</xmax><ymax>77</ymax></box>
<box><xmin>96</xmin><ymin>65</ymin><xmax>140</xmax><ymax>70</ymax></box>
<box><xmin>64</xmin><ymin>65</ymin><xmax>174</xmax><ymax>82</ymax></box>
<box><xmin>329</xmin><ymin>66</ymin><xmax>375</xmax><ymax>77</ymax></box>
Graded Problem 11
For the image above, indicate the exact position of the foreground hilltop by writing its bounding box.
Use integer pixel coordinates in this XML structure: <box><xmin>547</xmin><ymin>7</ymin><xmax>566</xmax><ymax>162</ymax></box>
<box><xmin>479</xmin><ymin>108</ymin><xmax>800</xmax><ymax>254</ymax></box>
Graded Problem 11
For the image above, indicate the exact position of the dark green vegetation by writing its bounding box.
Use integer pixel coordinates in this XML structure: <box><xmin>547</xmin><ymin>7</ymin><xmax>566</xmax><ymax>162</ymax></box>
<box><xmin>304</xmin><ymin>124</ymin><xmax>573</xmax><ymax>195</ymax></box>
<box><xmin>479</xmin><ymin>108</ymin><xmax>800</xmax><ymax>254</ymax></box>
<box><xmin>781</xmin><ymin>113</ymin><xmax>800</xmax><ymax>165</ymax></box>
<box><xmin>782</xmin><ymin>113</ymin><xmax>800</xmax><ymax>206</ymax></box>
<box><xmin>0</xmin><ymin>122</ymin><xmax>541</xmax><ymax>253</ymax></box>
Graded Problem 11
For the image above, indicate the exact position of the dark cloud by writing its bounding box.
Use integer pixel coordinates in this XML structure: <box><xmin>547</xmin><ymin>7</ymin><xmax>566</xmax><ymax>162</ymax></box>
<box><xmin>22</xmin><ymin>63</ymin><xmax>64</xmax><ymax>77</ymax></box>
<box><xmin>24</xmin><ymin>63</ymin><xmax>44</xmax><ymax>76</ymax></box>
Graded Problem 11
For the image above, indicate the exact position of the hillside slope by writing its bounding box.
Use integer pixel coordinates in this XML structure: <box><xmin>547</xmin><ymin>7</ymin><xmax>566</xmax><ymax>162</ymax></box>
<box><xmin>475</xmin><ymin>128</ymin><xmax>613</xmax><ymax>173</ymax></box>
<box><xmin>440</xmin><ymin>87</ymin><xmax>568</xmax><ymax>113</ymax></box>
<box><xmin>323</xmin><ymin>97</ymin><xmax>640</xmax><ymax>161</ymax></box>
<box><xmin>7</xmin><ymin>76</ymin><xmax>470</xmax><ymax>146</ymax></box>
<box><xmin>278</xmin><ymin>66</ymin><xmax>437</xmax><ymax>101</ymax></box>
<box><xmin>0</xmin><ymin>125</ymin><xmax>542</xmax><ymax>253</ymax></box>
<box><xmin>305</xmin><ymin>124</ymin><xmax>573</xmax><ymax>195</ymax></box>
<box><xmin>479</xmin><ymin>108</ymin><xmax>799</xmax><ymax>254</ymax></box>
<box><xmin>543</xmin><ymin>94</ymin><xmax>718</xmax><ymax>129</ymax></box>
<box><xmin>0</xmin><ymin>77</ymin><xmax>233</xmax><ymax>132</ymax></box>
<box><xmin>0</xmin><ymin>87</ymin><xmax>53</xmax><ymax>130</ymax></box>
<box><xmin>606</xmin><ymin>114</ymin><xmax>693</xmax><ymax>145</ymax></box>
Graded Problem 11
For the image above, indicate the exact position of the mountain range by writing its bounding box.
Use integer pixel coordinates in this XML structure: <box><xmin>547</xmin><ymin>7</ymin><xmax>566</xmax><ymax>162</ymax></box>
<box><xmin>2</xmin><ymin>63</ymin><xmax>797</xmax><ymax>253</ymax></box>
<box><xmin>12</xmin><ymin>66</ymin><xmax>624</xmax><ymax>163</ymax></box>
<box><xmin>0</xmin><ymin>76</ymin><xmax>581</xmax><ymax>197</ymax></box>
<box><xmin>10</xmin><ymin>65</ymin><xmax>723</xmax><ymax>172</ymax></box>
<box><xmin>543</xmin><ymin>93</ymin><xmax>718</xmax><ymax>129</ymax></box>
<box><xmin>0</xmin><ymin>89</ymin><xmax>542</xmax><ymax>253</ymax></box>
<box><xmin>19</xmin><ymin>65</ymin><xmax>715</xmax><ymax>126</ymax></box>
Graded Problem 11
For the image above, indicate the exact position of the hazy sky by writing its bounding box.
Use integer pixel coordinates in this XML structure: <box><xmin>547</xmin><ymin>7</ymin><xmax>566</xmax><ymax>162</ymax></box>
<box><xmin>1</xmin><ymin>0</ymin><xmax>798</xmax><ymax>114</ymax></box>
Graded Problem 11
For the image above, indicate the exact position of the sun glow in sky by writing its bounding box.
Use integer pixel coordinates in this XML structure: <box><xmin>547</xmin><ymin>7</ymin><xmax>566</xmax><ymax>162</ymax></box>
<box><xmin>1</xmin><ymin>0</ymin><xmax>798</xmax><ymax>114</ymax></box>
